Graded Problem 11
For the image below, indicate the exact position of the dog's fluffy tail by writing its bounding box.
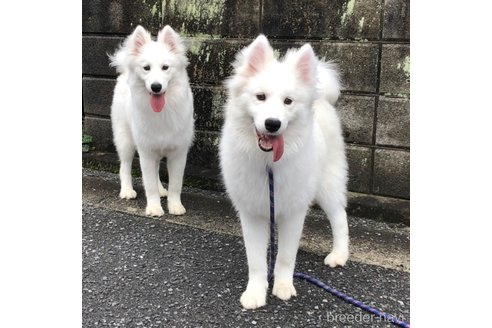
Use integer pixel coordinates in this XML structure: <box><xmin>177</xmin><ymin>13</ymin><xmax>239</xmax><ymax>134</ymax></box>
<box><xmin>108</xmin><ymin>47</ymin><xmax>128</xmax><ymax>75</ymax></box>
<box><xmin>108</xmin><ymin>32</ymin><xmax>138</xmax><ymax>74</ymax></box>
<box><xmin>316</xmin><ymin>61</ymin><xmax>341</xmax><ymax>106</ymax></box>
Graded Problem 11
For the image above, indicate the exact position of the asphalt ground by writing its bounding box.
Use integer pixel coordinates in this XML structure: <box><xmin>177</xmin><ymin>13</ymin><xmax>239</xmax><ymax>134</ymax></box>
<box><xmin>82</xmin><ymin>169</ymin><xmax>410</xmax><ymax>327</ymax></box>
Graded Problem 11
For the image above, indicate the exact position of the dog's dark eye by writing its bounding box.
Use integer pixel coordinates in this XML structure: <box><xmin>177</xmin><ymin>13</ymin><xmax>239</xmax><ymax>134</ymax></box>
<box><xmin>162</xmin><ymin>65</ymin><xmax>169</xmax><ymax>70</ymax></box>
<box><xmin>256</xmin><ymin>93</ymin><xmax>266</xmax><ymax>101</ymax></box>
<box><xmin>284</xmin><ymin>97</ymin><xmax>293</xmax><ymax>105</ymax></box>
<box><xmin>143</xmin><ymin>65</ymin><xmax>150</xmax><ymax>71</ymax></box>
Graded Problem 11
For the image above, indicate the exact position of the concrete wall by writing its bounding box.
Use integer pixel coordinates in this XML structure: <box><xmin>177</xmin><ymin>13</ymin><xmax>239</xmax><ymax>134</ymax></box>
<box><xmin>82</xmin><ymin>0</ymin><xmax>410</xmax><ymax>223</ymax></box>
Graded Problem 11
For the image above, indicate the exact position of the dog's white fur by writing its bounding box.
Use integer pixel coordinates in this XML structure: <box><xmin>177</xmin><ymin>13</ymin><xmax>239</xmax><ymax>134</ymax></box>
<box><xmin>109</xmin><ymin>25</ymin><xmax>194</xmax><ymax>216</ymax></box>
<box><xmin>219</xmin><ymin>35</ymin><xmax>349</xmax><ymax>309</ymax></box>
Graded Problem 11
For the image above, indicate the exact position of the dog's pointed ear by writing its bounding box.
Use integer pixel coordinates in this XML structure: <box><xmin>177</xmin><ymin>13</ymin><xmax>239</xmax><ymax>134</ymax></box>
<box><xmin>130</xmin><ymin>25</ymin><xmax>151</xmax><ymax>55</ymax></box>
<box><xmin>158</xmin><ymin>25</ymin><xmax>185</xmax><ymax>54</ymax></box>
<box><xmin>294</xmin><ymin>44</ymin><xmax>317</xmax><ymax>85</ymax></box>
<box><xmin>241</xmin><ymin>34</ymin><xmax>274</xmax><ymax>76</ymax></box>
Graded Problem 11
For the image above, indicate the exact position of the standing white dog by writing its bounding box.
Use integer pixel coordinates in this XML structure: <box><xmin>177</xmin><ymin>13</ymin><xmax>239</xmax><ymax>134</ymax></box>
<box><xmin>109</xmin><ymin>25</ymin><xmax>194</xmax><ymax>217</ymax></box>
<box><xmin>219</xmin><ymin>35</ymin><xmax>349</xmax><ymax>309</ymax></box>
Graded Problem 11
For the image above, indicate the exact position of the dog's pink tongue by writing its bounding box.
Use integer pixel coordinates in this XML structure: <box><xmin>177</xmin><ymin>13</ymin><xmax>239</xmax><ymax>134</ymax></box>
<box><xmin>271</xmin><ymin>135</ymin><xmax>284</xmax><ymax>162</ymax></box>
<box><xmin>150</xmin><ymin>94</ymin><xmax>165</xmax><ymax>112</ymax></box>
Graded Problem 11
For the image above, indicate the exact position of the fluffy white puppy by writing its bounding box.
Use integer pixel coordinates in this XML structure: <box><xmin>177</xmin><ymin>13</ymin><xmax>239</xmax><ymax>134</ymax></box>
<box><xmin>110</xmin><ymin>25</ymin><xmax>194</xmax><ymax>216</ymax></box>
<box><xmin>220</xmin><ymin>35</ymin><xmax>349</xmax><ymax>309</ymax></box>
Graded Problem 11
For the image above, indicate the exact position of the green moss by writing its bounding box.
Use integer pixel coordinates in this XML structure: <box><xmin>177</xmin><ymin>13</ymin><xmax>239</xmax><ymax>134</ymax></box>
<box><xmin>82</xmin><ymin>159</ymin><xmax>224</xmax><ymax>191</ymax></box>
<box><xmin>273</xmin><ymin>49</ymin><xmax>281</xmax><ymax>60</ymax></box>
<box><xmin>184</xmin><ymin>36</ymin><xmax>220</xmax><ymax>59</ymax></box>
<box><xmin>186</xmin><ymin>38</ymin><xmax>204</xmax><ymax>55</ymax></box>
<box><xmin>347</xmin><ymin>0</ymin><xmax>355</xmax><ymax>15</ymax></box>
<box><xmin>163</xmin><ymin>0</ymin><xmax>225</xmax><ymax>25</ymax></box>
<box><xmin>341</xmin><ymin>0</ymin><xmax>356</xmax><ymax>25</ymax></box>
<box><xmin>82</xmin><ymin>134</ymin><xmax>92</xmax><ymax>144</ymax></box>
<box><xmin>382</xmin><ymin>92</ymin><xmax>410</xmax><ymax>98</ymax></box>
<box><xmin>82</xmin><ymin>134</ymin><xmax>93</xmax><ymax>153</ymax></box>
<box><xmin>83</xmin><ymin>160</ymin><xmax>119</xmax><ymax>174</ymax></box>
<box><xmin>402</xmin><ymin>55</ymin><xmax>410</xmax><ymax>78</ymax></box>
<box><xmin>162</xmin><ymin>0</ymin><xmax>176</xmax><ymax>16</ymax></box>
<box><xmin>82</xmin><ymin>159</ymin><xmax>142</xmax><ymax>177</ymax></box>
<box><xmin>396</xmin><ymin>56</ymin><xmax>410</xmax><ymax>82</ymax></box>
<box><xmin>358</xmin><ymin>17</ymin><xmax>365</xmax><ymax>31</ymax></box>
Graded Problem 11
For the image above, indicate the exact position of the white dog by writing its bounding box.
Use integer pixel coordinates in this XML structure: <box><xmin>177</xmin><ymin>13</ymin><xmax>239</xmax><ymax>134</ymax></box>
<box><xmin>109</xmin><ymin>25</ymin><xmax>194</xmax><ymax>217</ymax></box>
<box><xmin>219</xmin><ymin>35</ymin><xmax>349</xmax><ymax>309</ymax></box>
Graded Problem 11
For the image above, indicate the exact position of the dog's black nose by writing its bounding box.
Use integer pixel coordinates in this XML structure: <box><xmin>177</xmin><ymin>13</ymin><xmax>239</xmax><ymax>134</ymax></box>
<box><xmin>265</xmin><ymin>118</ymin><xmax>281</xmax><ymax>133</ymax></box>
<box><xmin>151</xmin><ymin>83</ymin><xmax>162</xmax><ymax>93</ymax></box>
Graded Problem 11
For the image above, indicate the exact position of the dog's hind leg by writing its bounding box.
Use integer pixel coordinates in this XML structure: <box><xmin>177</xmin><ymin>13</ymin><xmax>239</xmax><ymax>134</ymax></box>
<box><xmin>157</xmin><ymin>161</ymin><xmax>168</xmax><ymax>197</ymax></box>
<box><xmin>114</xmin><ymin>124</ymin><xmax>137</xmax><ymax>200</ymax></box>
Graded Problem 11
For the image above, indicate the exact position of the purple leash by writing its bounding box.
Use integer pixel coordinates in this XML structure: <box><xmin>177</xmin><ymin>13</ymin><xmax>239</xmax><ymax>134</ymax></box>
<box><xmin>267</xmin><ymin>167</ymin><xmax>410</xmax><ymax>328</ymax></box>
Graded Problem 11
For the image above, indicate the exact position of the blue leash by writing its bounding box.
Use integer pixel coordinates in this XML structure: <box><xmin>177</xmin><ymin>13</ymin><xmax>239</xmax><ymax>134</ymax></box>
<box><xmin>267</xmin><ymin>167</ymin><xmax>410</xmax><ymax>328</ymax></box>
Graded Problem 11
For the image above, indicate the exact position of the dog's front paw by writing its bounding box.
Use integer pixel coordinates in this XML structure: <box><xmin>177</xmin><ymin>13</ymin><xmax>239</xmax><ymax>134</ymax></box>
<box><xmin>119</xmin><ymin>188</ymin><xmax>137</xmax><ymax>199</ymax></box>
<box><xmin>158</xmin><ymin>184</ymin><xmax>168</xmax><ymax>197</ymax></box>
<box><xmin>168</xmin><ymin>202</ymin><xmax>186</xmax><ymax>216</ymax></box>
<box><xmin>272</xmin><ymin>280</ymin><xmax>297</xmax><ymax>301</ymax></box>
<box><xmin>240</xmin><ymin>287</ymin><xmax>267</xmax><ymax>309</ymax></box>
<box><xmin>145</xmin><ymin>204</ymin><xmax>164</xmax><ymax>217</ymax></box>
<box><xmin>324</xmin><ymin>250</ymin><xmax>349</xmax><ymax>268</ymax></box>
